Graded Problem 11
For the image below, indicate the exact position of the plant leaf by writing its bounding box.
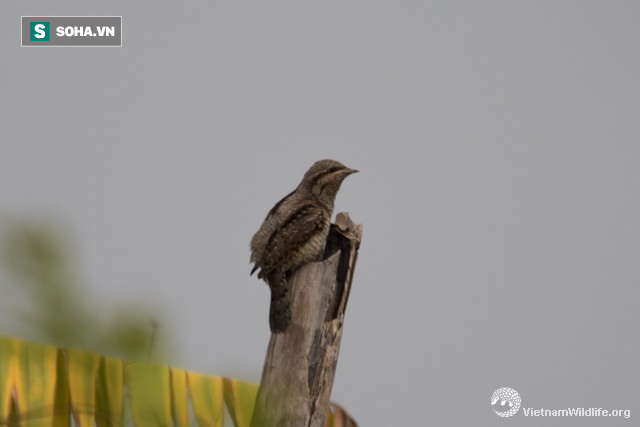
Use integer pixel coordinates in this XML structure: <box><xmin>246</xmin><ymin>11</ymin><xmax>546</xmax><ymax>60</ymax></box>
<box><xmin>188</xmin><ymin>371</ymin><xmax>224</xmax><ymax>427</ymax></box>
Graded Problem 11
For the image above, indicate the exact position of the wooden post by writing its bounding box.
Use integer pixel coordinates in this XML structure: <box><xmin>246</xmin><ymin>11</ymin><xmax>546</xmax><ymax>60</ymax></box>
<box><xmin>250</xmin><ymin>213</ymin><xmax>362</xmax><ymax>427</ymax></box>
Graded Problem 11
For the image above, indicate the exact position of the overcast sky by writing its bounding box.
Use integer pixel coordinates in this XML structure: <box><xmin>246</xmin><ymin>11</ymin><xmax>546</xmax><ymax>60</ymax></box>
<box><xmin>2</xmin><ymin>2</ymin><xmax>639</xmax><ymax>426</ymax></box>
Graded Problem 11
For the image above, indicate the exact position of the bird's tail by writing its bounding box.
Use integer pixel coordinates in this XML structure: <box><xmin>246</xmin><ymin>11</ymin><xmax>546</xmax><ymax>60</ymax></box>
<box><xmin>268</xmin><ymin>275</ymin><xmax>291</xmax><ymax>333</ymax></box>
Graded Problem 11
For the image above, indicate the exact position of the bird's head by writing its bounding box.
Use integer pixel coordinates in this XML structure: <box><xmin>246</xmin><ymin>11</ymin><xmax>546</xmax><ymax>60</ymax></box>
<box><xmin>300</xmin><ymin>159</ymin><xmax>358</xmax><ymax>206</ymax></box>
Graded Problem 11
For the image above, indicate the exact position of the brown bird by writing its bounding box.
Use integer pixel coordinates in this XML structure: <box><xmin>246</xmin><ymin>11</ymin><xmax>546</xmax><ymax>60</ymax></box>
<box><xmin>250</xmin><ymin>159</ymin><xmax>358</xmax><ymax>333</ymax></box>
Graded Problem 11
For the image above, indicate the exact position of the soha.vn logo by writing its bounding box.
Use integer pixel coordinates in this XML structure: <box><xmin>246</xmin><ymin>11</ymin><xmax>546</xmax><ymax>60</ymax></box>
<box><xmin>491</xmin><ymin>387</ymin><xmax>521</xmax><ymax>417</ymax></box>
<box><xmin>30</xmin><ymin>22</ymin><xmax>50</xmax><ymax>41</ymax></box>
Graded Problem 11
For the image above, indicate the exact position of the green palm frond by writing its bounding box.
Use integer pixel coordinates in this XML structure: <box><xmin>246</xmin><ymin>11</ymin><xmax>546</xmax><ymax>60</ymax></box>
<box><xmin>0</xmin><ymin>336</ymin><xmax>355</xmax><ymax>427</ymax></box>
<box><xmin>0</xmin><ymin>336</ymin><xmax>257</xmax><ymax>427</ymax></box>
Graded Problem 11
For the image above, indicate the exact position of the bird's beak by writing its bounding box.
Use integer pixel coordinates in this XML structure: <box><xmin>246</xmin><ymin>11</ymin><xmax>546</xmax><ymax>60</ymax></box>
<box><xmin>344</xmin><ymin>168</ymin><xmax>359</xmax><ymax>175</ymax></box>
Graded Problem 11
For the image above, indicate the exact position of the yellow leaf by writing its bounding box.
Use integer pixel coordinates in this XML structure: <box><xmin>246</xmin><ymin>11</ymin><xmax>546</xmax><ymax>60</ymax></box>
<box><xmin>188</xmin><ymin>371</ymin><xmax>224</xmax><ymax>427</ymax></box>
<box><xmin>53</xmin><ymin>351</ymin><xmax>71</xmax><ymax>427</ymax></box>
<box><xmin>0</xmin><ymin>336</ymin><xmax>19</xmax><ymax>424</ymax></box>
<box><xmin>96</xmin><ymin>356</ymin><xmax>124</xmax><ymax>427</ymax></box>
<box><xmin>126</xmin><ymin>362</ymin><xmax>172</xmax><ymax>426</ymax></box>
<box><xmin>170</xmin><ymin>368</ymin><xmax>189</xmax><ymax>427</ymax></box>
<box><xmin>66</xmin><ymin>348</ymin><xmax>100</xmax><ymax>427</ymax></box>
<box><xmin>222</xmin><ymin>377</ymin><xmax>258</xmax><ymax>427</ymax></box>
<box><xmin>13</xmin><ymin>337</ymin><xmax>57</xmax><ymax>427</ymax></box>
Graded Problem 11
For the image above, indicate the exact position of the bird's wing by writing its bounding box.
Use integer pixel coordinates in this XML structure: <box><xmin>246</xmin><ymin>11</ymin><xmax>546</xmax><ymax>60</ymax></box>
<box><xmin>256</xmin><ymin>203</ymin><xmax>326</xmax><ymax>279</ymax></box>
<box><xmin>266</xmin><ymin>189</ymin><xmax>296</xmax><ymax>218</ymax></box>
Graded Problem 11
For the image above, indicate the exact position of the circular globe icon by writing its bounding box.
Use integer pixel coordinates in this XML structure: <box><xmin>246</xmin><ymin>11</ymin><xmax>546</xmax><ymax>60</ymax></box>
<box><xmin>491</xmin><ymin>387</ymin><xmax>521</xmax><ymax>417</ymax></box>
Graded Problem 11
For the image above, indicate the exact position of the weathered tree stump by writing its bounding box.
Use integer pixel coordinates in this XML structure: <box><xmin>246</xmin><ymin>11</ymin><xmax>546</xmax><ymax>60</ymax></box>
<box><xmin>250</xmin><ymin>213</ymin><xmax>361</xmax><ymax>427</ymax></box>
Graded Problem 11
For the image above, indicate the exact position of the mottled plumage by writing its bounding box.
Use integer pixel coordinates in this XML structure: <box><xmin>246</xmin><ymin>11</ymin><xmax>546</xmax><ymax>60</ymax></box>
<box><xmin>250</xmin><ymin>159</ymin><xmax>357</xmax><ymax>332</ymax></box>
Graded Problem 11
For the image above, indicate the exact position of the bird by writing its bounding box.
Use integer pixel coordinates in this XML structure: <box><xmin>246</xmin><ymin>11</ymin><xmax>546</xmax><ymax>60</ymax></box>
<box><xmin>250</xmin><ymin>159</ymin><xmax>358</xmax><ymax>333</ymax></box>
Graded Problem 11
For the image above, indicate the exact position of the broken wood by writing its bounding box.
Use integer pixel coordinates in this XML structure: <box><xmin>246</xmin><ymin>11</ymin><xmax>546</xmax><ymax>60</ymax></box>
<box><xmin>250</xmin><ymin>213</ymin><xmax>362</xmax><ymax>427</ymax></box>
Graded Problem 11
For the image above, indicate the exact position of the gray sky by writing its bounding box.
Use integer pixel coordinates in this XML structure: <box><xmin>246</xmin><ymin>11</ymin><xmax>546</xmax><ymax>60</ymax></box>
<box><xmin>2</xmin><ymin>2</ymin><xmax>639</xmax><ymax>425</ymax></box>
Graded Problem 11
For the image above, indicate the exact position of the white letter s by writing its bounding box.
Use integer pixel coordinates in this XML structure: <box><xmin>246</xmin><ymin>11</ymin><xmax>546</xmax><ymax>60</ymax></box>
<box><xmin>34</xmin><ymin>24</ymin><xmax>45</xmax><ymax>39</ymax></box>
